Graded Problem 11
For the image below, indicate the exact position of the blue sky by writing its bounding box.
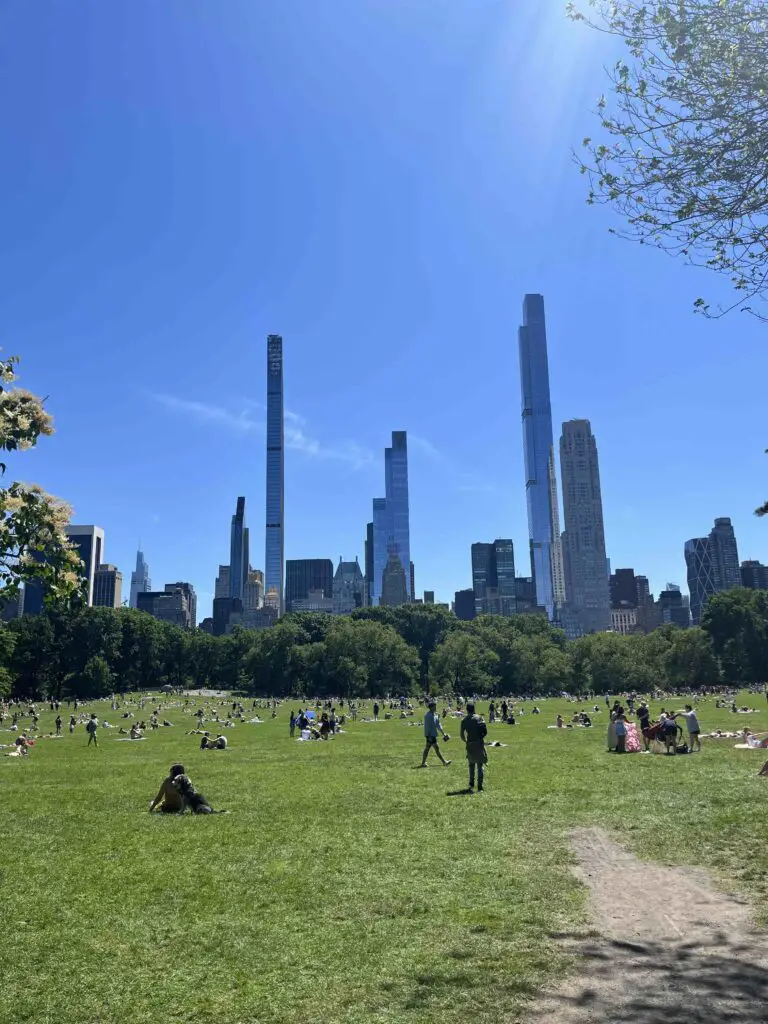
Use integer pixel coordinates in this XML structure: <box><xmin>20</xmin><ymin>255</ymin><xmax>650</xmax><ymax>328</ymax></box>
<box><xmin>3</xmin><ymin>0</ymin><xmax>766</xmax><ymax>616</ymax></box>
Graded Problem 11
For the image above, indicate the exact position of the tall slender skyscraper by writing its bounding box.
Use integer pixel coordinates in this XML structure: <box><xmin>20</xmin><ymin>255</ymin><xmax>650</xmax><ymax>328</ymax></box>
<box><xmin>685</xmin><ymin>517</ymin><xmax>741</xmax><ymax>624</ymax></box>
<box><xmin>65</xmin><ymin>525</ymin><xmax>105</xmax><ymax>606</ymax></box>
<box><xmin>130</xmin><ymin>548</ymin><xmax>151</xmax><ymax>608</ymax></box>
<box><xmin>229</xmin><ymin>497</ymin><xmax>249</xmax><ymax>600</ymax></box>
<box><xmin>560</xmin><ymin>419</ymin><xmax>611</xmax><ymax>635</ymax></box>
<box><xmin>518</xmin><ymin>294</ymin><xmax>564</xmax><ymax>620</ymax></box>
<box><xmin>386</xmin><ymin>431</ymin><xmax>411</xmax><ymax>600</ymax></box>
<box><xmin>265</xmin><ymin>334</ymin><xmax>285</xmax><ymax>615</ymax></box>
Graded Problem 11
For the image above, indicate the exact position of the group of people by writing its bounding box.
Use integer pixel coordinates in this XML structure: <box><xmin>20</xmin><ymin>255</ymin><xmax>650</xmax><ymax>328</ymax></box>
<box><xmin>420</xmin><ymin>701</ymin><xmax>489</xmax><ymax>791</ymax></box>
<box><xmin>607</xmin><ymin>701</ymin><xmax>701</xmax><ymax>755</ymax></box>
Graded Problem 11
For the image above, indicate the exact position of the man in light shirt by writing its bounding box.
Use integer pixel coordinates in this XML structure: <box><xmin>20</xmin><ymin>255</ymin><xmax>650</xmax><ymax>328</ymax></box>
<box><xmin>679</xmin><ymin>704</ymin><xmax>701</xmax><ymax>753</ymax></box>
<box><xmin>419</xmin><ymin>701</ymin><xmax>451</xmax><ymax>768</ymax></box>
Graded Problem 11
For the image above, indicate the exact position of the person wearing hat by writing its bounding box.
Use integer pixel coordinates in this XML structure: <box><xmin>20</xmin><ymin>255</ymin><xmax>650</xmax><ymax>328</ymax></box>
<box><xmin>419</xmin><ymin>701</ymin><xmax>451</xmax><ymax>768</ymax></box>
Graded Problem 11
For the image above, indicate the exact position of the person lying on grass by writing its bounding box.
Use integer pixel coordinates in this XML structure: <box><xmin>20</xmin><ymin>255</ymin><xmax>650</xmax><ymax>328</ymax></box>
<box><xmin>149</xmin><ymin>763</ymin><xmax>223</xmax><ymax>814</ymax></box>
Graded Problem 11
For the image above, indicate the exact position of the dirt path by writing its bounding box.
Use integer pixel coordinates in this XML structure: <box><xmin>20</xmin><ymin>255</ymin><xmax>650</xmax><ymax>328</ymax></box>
<box><xmin>525</xmin><ymin>827</ymin><xmax>768</xmax><ymax>1023</ymax></box>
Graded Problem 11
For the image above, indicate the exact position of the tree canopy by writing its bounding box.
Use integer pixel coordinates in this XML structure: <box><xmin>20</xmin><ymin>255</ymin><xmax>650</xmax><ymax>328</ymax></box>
<box><xmin>570</xmin><ymin>1</ymin><xmax>768</xmax><ymax>319</ymax></box>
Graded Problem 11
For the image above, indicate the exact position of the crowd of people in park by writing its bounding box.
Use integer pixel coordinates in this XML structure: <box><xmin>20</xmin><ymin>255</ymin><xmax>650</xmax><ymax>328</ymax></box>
<box><xmin>4</xmin><ymin>685</ymin><xmax>768</xmax><ymax>803</ymax></box>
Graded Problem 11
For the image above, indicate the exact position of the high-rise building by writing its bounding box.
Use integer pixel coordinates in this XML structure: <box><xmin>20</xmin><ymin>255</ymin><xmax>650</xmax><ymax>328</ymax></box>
<box><xmin>709</xmin><ymin>517</ymin><xmax>741</xmax><ymax>591</ymax></box>
<box><xmin>387</xmin><ymin>431</ymin><xmax>412</xmax><ymax>600</ymax></box>
<box><xmin>129</xmin><ymin>548</ymin><xmax>151</xmax><ymax>608</ymax></box>
<box><xmin>371</xmin><ymin>498</ymin><xmax>389</xmax><ymax>607</ymax></box>
<box><xmin>410</xmin><ymin>561</ymin><xmax>415</xmax><ymax>603</ymax></box>
<box><xmin>424</xmin><ymin>591</ymin><xmax>435</xmax><ymax>605</ymax></box>
<box><xmin>285</xmin><ymin>559</ymin><xmax>334</xmax><ymax>612</ymax></box>
<box><xmin>364</xmin><ymin>522</ymin><xmax>374</xmax><ymax>606</ymax></box>
<box><xmin>685</xmin><ymin>518</ymin><xmax>741</xmax><ymax>624</ymax></box>
<box><xmin>657</xmin><ymin>587</ymin><xmax>691</xmax><ymax>628</ymax></box>
<box><xmin>453</xmin><ymin>589</ymin><xmax>476</xmax><ymax>621</ymax></box>
<box><xmin>514</xmin><ymin>576</ymin><xmax>543</xmax><ymax>614</ymax></box>
<box><xmin>610</xmin><ymin>607</ymin><xmax>639</xmax><ymax>634</ymax></box>
<box><xmin>685</xmin><ymin>537</ymin><xmax>716</xmax><ymax>626</ymax></box>
<box><xmin>215</xmin><ymin>565</ymin><xmax>231</xmax><ymax>599</ymax></box>
<box><xmin>229</xmin><ymin>497</ymin><xmax>249</xmax><ymax>601</ymax></box>
<box><xmin>381</xmin><ymin>551</ymin><xmax>408</xmax><ymax>607</ymax></box>
<box><xmin>65</xmin><ymin>525</ymin><xmax>105</xmax><ymax>606</ymax></box>
<box><xmin>93</xmin><ymin>565</ymin><xmax>123</xmax><ymax>608</ymax></box>
<box><xmin>265</xmin><ymin>334</ymin><xmax>285</xmax><ymax>615</ymax></box>
<box><xmin>610</xmin><ymin>568</ymin><xmax>639</xmax><ymax>609</ymax></box>
<box><xmin>471</xmin><ymin>543</ymin><xmax>494</xmax><ymax>617</ymax></box>
<box><xmin>560</xmin><ymin>420</ymin><xmax>611</xmax><ymax>635</ymax></box>
<box><xmin>518</xmin><ymin>294</ymin><xmax>564</xmax><ymax>620</ymax></box>
<box><xmin>471</xmin><ymin>540</ymin><xmax>517</xmax><ymax>616</ymax></box>
<box><xmin>332</xmin><ymin>558</ymin><xmax>366</xmax><ymax>614</ymax></box>
<box><xmin>741</xmin><ymin>560</ymin><xmax>768</xmax><ymax>590</ymax></box>
<box><xmin>138</xmin><ymin>587</ymin><xmax>195</xmax><ymax>629</ymax></box>
<box><xmin>243</xmin><ymin>569</ymin><xmax>264</xmax><ymax>611</ymax></box>
<box><xmin>165</xmin><ymin>582</ymin><xmax>197</xmax><ymax>628</ymax></box>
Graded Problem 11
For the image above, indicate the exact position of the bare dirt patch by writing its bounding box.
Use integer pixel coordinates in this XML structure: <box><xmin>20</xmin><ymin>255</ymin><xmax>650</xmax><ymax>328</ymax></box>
<box><xmin>525</xmin><ymin>827</ymin><xmax>768</xmax><ymax>1023</ymax></box>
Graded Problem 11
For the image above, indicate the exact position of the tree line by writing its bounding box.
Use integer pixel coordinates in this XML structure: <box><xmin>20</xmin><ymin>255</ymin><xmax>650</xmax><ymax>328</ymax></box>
<box><xmin>1</xmin><ymin>588</ymin><xmax>766</xmax><ymax>700</ymax></box>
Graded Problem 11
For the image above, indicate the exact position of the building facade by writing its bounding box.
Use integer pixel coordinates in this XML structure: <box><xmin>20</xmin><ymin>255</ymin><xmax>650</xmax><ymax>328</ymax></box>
<box><xmin>371</xmin><ymin>498</ymin><xmax>388</xmax><ymax>608</ymax></box>
<box><xmin>657</xmin><ymin>586</ymin><xmax>691</xmax><ymax>628</ymax></box>
<box><xmin>424</xmin><ymin>591</ymin><xmax>435</xmax><ymax>605</ymax></box>
<box><xmin>741</xmin><ymin>560</ymin><xmax>768</xmax><ymax>590</ymax></box>
<box><xmin>610</xmin><ymin>607</ymin><xmax>639</xmax><ymax>635</ymax></box>
<box><xmin>129</xmin><ymin>549</ymin><xmax>151</xmax><ymax>608</ymax></box>
<box><xmin>165</xmin><ymin>582</ymin><xmax>197</xmax><ymax>628</ymax></box>
<box><xmin>453</xmin><ymin>589</ymin><xmax>476</xmax><ymax>621</ymax></box>
<box><xmin>285</xmin><ymin>559</ymin><xmax>334</xmax><ymax>612</ymax></box>
<box><xmin>381</xmin><ymin>551</ymin><xmax>408</xmax><ymax>607</ymax></box>
<box><xmin>364</xmin><ymin>521</ymin><xmax>374</xmax><ymax>606</ymax></box>
<box><xmin>137</xmin><ymin>588</ymin><xmax>194</xmax><ymax>629</ymax></box>
<box><xmin>93</xmin><ymin>565</ymin><xmax>123</xmax><ymax>608</ymax></box>
<box><xmin>229</xmin><ymin>497</ymin><xmax>249</xmax><ymax>601</ymax></box>
<box><xmin>215</xmin><ymin>565</ymin><xmax>230</xmax><ymax>600</ymax></box>
<box><xmin>387</xmin><ymin>431</ymin><xmax>412</xmax><ymax>600</ymax></box>
<box><xmin>518</xmin><ymin>293</ymin><xmax>564</xmax><ymax>620</ymax></box>
<box><xmin>685</xmin><ymin>518</ymin><xmax>741</xmax><ymax>624</ymax></box>
<box><xmin>243</xmin><ymin>569</ymin><xmax>264</xmax><ymax>611</ymax></box>
<box><xmin>65</xmin><ymin>525</ymin><xmax>105</xmax><ymax>606</ymax></box>
<box><xmin>332</xmin><ymin>559</ymin><xmax>366</xmax><ymax>614</ymax></box>
<box><xmin>471</xmin><ymin>540</ymin><xmax>517</xmax><ymax>616</ymax></box>
<box><xmin>265</xmin><ymin>334</ymin><xmax>285</xmax><ymax>614</ymax></box>
<box><xmin>560</xmin><ymin>420</ymin><xmax>611</xmax><ymax>635</ymax></box>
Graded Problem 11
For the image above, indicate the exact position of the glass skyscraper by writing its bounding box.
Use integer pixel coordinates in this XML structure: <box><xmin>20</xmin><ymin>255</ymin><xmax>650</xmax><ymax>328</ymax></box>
<box><xmin>229</xmin><ymin>496</ymin><xmax>249</xmax><ymax>600</ymax></box>
<box><xmin>265</xmin><ymin>334</ymin><xmax>284</xmax><ymax>614</ymax></box>
<box><xmin>560</xmin><ymin>419</ymin><xmax>611</xmax><ymax>635</ymax></box>
<box><xmin>685</xmin><ymin>517</ymin><xmax>740</xmax><ymax>625</ymax></box>
<box><xmin>518</xmin><ymin>294</ymin><xmax>564</xmax><ymax>620</ymax></box>
<box><xmin>370</xmin><ymin>431</ymin><xmax>412</xmax><ymax>606</ymax></box>
<box><xmin>129</xmin><ymin>548</ymin><xmax>151</xmax><ymax>609</ymax></box>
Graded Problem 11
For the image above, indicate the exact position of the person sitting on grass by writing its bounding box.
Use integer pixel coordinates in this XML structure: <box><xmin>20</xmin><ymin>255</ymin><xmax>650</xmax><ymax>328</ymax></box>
<box><xmin>149</xmin><ymin>764</ymin><xmax>222</xmax><ymax>814</ymax></box>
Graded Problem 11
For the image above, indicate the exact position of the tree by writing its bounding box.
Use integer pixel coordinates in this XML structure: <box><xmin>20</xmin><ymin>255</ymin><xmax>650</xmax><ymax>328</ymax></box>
<box><xmin>0</xmin><ymin>355</ymin><xmax>83</xmax><ymax>605</ymax></box>
<box><xmin>570</xmin><ymin>1</ymin><xmax>768</xmax><ymax>319</ymax></box>
<box><xmin>430</xmin><ymin>631</ymin><xmax>499</xmax><ymax>695</ymax></box>
<box><xmin>701</xmin><ymin>588</ymin><xmax>768</xmax><ymax>684</ymax></box>
<box><xmin>80</xmin><ymin>655</ymin><xmax>113</xmax><ymax>699</ymax></box>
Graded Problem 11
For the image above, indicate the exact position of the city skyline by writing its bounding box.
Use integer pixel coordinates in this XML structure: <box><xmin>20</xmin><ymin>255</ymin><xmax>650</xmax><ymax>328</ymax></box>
<box><xmin>7</xmin><ymin>2</ymin><xmax>767</xmax><ymax>624</ymax></box>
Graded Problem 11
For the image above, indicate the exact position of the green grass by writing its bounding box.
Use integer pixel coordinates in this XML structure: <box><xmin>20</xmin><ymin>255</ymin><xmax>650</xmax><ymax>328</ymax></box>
<box><xmin>3</xmin><ymin>692</ymin><xmax>768</xmax><ymax>1023</ymax></box>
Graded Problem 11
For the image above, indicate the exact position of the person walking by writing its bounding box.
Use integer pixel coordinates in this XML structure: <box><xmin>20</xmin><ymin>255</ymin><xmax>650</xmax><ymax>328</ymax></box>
<box><xmin>419</xmin><ymin>701</ymin><xmax>451</xmax><ymax>767</ymax></box>
<box><xmin>373</xmin><ymin>701</ymin><xmax>379</xmax><ymax>722</ymax></box>
<box><xmin>289</xmin><ymin>711</ymin><xmax>296</xmax><ymax>738</ymax></box>
<box><xmin>85</xmin><ymin>713</ymin><xmax>99</xmax><ymax>747</ymax></box>
<box><xmin>460</xmin><ymin>702</ymin><xmax>488</xmax><ymax>791</ymax></box>
<box><xmin>55</xmin><ymin>714</ymin><xmax>62</xmax><ymax>736</ymax></box>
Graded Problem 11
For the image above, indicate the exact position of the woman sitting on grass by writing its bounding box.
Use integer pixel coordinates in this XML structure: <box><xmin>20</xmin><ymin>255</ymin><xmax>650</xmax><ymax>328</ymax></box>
<box><xmin>149</xmin><ymin>763</ymin><xmax>222</xmax><ymax>814</ymax></box>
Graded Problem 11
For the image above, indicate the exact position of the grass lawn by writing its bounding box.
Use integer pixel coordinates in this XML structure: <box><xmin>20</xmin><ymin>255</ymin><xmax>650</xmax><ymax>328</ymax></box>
<box><xmin>3</xmin><ymin>692</ymin><xmax>768</xmax><ymax>1024</ymax></box>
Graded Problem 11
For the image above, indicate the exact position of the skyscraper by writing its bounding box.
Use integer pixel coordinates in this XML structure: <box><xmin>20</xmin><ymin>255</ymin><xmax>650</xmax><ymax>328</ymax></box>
<box><xmin>387</xmin><ymin>431</ymin><xmax>412</xmax><ymax>600</ymax></box>
<box><xmin>518</xmin><ymin>294</ymin><xmax>564</xmax><ymax>620</ymax></box>
<box><xmin>129</xmin><ymin>548</ymin><xmax>151</xmax><ymax>608</ymax></box>
<box><xmin>685</xmin><ymin>537</ymin><xmax>716</xmax><ymax>625</ymax></box>
<box><xmin>229</xmin><ymin>497</ymin><xmax>249</xmax><ymax>601</ymax></box>
<box><xmin>265</xmin><ymin>334</ymin><xmax>285</xmax><ymax>615</ymax></box>
<box><xmin>285</xmin><ymin>559</ymin><xmax>334</xmax><ymax>612</ymax></box>
<box><xmin>165</xmin><ymin>582</ymin><xmax>197</xmax><ymax>628</ymax></box>
<box><xmin>214</xmin><ymin>565</ymin><xmax>230</xmax><ymax>599</ymax></box>
<box><xmin>709</xmin><ymin>517</ymin><xmax>740</xmax><ymax>591</ymax></box>
<box><xmin>685</xmin><ymin>517</ymin><xmax>741</xmax><ymax>624</ymax></box>
<box><xmin>93</xmin><ymin>565</ymin><xmax>123</xmax><ymax>608</ymax></box>
<box><xmin>560</xmin><ymin>419</ymin><xmax>611</xmax><ymax>635</ymax></box>
<box><xmin>453</xmin><ymin>589</ymin><xmax>476</xmax><ymax>621</ymax></box>
<box><xmin>65</xmin><ymin>525</ymin><xmax>105</xmax><ymax>606</ymax></box>
<box><xmin>371</xmin><ymin>498</ymin><xmax>388</xmax><ymax>607</ymax></box>
<box><xmin>741</xmin><ymin>560</ymin><xmax>768</xmax><ymax>590</ymax></box>
<box><xmin>364</xmin><ymin>521</ymin><xmax>374</xmax><ymax>606</ymax></box>
<box><xmin>471</xmin><ymin>540</ymin><xmax>517</xmax><ymax>616</ymax></box>
<box><xmin>332</xmin><ymin>558</ymin><xmax>366</xmax><ymax>614</ymax></box>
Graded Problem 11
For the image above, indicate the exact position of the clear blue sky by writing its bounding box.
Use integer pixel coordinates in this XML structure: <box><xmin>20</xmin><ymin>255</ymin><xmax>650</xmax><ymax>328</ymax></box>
<box><xmin>3</xmin><ymin>1</ymin><xmax>766</xmax><ymax>616</ymax></box>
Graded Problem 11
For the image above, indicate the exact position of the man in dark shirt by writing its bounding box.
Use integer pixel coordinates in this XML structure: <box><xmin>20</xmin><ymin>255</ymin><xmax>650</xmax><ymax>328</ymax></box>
<box><xmin>637</xmin><ymin>702</ymin><xmax>651</xmax><ymax>751</ymax></box>
<box><xmin>460</xmin><ymin>703</ymin><xmax>488</xmax><ymax>791</ymax></box>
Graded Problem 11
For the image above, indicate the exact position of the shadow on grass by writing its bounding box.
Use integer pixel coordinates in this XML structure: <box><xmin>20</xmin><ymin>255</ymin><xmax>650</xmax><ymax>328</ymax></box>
<box><xmin>446</xmin><ymin>788</ymin><xmax>474</xmax><ymax>797</ymax></box>
<box><xmin>537</xmin><ymin>931</ymin><xmax>768</xmax><ymax>1023</ymax></box>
